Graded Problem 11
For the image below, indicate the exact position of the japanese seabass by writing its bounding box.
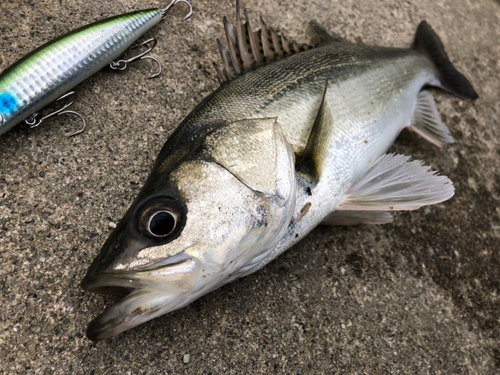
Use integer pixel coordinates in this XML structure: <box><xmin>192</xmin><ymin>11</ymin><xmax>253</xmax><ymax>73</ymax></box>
<box><xmin>81</xmin><ymin>4</ymin><xmax>478</xmax><ymax>340</ymax></box>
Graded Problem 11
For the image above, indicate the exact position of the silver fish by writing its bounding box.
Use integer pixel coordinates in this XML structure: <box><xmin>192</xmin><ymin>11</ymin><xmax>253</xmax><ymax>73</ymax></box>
<box><xmin>81</xmin><ymin>3</ymin><xmax>478</xmax><ymax>340</ymax></box>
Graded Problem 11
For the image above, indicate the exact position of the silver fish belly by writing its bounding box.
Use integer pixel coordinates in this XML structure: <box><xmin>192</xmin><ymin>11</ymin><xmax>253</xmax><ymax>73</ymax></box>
<box><xmin>81</xmin><ymin>5</ymin><xmax>478</xmax><ymax>340</ymax></box>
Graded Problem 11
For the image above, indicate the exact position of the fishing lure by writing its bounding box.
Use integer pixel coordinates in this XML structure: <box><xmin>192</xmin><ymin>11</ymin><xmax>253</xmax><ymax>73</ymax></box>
<box><xmin>0</xmin><ymin>0</ymin><xmax>192</xmax><ymax>137</ymax></box>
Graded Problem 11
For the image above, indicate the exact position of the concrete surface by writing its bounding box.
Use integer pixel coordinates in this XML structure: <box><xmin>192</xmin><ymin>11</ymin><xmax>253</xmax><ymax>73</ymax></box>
<box><xmin>0</xmin><ymin>0</ymin><xmax>499</xmax><ymax>373</ymax></box>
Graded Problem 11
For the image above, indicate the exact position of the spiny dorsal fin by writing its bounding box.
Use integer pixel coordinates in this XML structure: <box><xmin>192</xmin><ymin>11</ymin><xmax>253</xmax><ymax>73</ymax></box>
<box><xmin>214</xmin><ymin>0</ymin><xmax>313</xmax><ymax>83</ymax></box>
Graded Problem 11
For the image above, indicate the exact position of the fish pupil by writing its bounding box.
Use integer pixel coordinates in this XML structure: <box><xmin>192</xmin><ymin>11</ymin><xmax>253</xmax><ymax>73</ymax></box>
<box><xmin>149</xmin><ymin>211</ymin><xmax>176</xmax><ymax>237</ymax></box>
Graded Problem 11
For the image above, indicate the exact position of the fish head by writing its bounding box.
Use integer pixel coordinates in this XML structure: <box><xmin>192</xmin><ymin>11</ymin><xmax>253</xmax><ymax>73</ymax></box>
<box><xmin>82</xmin><ymin>118</ymin><xmax>296</xmax><ymax>340</ymax></box>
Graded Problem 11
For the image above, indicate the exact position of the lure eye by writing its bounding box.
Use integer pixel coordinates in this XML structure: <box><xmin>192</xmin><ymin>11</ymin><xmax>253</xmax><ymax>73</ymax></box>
<box><xmin>137</xmin><ymin>197</ymin><xmax>185</xmax><ymax>239</ymax></box>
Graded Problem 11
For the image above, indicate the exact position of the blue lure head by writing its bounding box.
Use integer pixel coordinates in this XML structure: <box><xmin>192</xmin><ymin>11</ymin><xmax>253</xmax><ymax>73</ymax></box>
<box><xmin>0</xmin><ymin>92</ymin><xmax>17</xmax><ymax>114</ymax></box>
<box><xmin>0</xmin><ymin>92</ymin><xmax>18</xmax><ymax>128</ymax></box>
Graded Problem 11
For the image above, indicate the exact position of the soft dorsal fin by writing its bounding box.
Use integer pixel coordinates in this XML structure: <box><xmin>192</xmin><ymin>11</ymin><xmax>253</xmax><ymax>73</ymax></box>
<box><xmin>213</xmin><ymin>0</ymin><xmax>313</xmax><ymax>83</ymax></box>
<box><xmin>309</xmin><ymin>20</ymin><xmax>348</xmax><ymax>44</ymax></box>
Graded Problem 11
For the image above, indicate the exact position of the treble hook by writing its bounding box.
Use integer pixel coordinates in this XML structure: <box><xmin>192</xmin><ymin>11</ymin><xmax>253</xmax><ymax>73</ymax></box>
<box><xmin>110</xmin><ymin>38</ymin><xmax>162</xmax><ymax>79</ymax></box>
<box><xmin>109</xmin><ymin>1</ymin><xmax>192</xmax><ymax>79</ymax></box>
<box><xmin>25</xmin><ymin>91</ymin><xmax>86</xmax><ymax>137</ymax></box>
<box><xmin>161</xmin><ymin>0</ymin><xmax>193</xmax><ymax>20</ymax></box>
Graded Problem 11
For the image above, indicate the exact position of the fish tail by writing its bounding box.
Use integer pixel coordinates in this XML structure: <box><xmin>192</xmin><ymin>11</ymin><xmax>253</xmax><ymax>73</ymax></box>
<box><xmin>413</xmin><ymin>21</ymin><xmax>478</xmax><ymax>100</ymax></box>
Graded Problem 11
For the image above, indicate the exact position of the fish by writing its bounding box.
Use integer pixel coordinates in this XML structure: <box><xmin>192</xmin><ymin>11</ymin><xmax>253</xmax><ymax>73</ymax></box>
<box><xmin>81</xmin><ymin>2</ymin><xmax>478</xmax><ymax>340</ymax></box>
<box><xmin>0</xmin><ymin>0</ymin><xmax>192</xmax><ymax>137</ymax></box>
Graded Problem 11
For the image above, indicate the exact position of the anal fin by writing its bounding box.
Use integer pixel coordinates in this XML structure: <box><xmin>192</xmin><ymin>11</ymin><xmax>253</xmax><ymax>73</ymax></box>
<box><xmin>337</xmin><ymin>153</ymin><xmax>454</xmax><ymax>211</ymax></box>
<box><xmin>408</xmin><ymin>90</ymin><xmax>454</xmax><ymax>148</ymax></box>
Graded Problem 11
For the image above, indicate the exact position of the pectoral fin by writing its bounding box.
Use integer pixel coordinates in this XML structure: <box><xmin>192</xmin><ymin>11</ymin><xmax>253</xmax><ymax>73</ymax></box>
<box><xmin>296</xmin><ymin>81</ymin><xmax>333</xmax><ymax>182</ymax></box>
<box><xmin>337</xmin><ymin>153</ymin><xmax>454</xmax><ymax>211</ymax></box>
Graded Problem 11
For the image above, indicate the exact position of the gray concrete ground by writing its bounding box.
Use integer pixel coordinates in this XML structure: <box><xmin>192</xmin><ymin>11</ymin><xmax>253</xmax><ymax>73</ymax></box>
<box><xmin>0</xmin><ymin>0</ymin><xmax>499</xmax><ymax>373</ymax></box>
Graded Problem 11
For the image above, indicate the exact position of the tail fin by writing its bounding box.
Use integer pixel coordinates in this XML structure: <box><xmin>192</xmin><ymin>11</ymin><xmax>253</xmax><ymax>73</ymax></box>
<box><xmin>413</xmin><ymin>21</ymin><xmax>478</xmax><ymax>100</ymax></box>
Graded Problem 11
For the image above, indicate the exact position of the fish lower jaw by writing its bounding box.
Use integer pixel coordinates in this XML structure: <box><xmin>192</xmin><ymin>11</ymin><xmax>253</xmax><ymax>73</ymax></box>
<box><xmin>82</xmin><ymin>259</ymin><xmax>203</xmax><ymax>340</ymax></box>
<box><xmin>85</xmin><ymin>288</ymin><xmax>177</xmax><ymax>341</ymax></box>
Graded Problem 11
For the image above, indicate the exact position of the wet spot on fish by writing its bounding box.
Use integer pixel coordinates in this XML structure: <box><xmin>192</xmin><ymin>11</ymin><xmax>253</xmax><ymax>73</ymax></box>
<box><xmin>0</xmin><ymin>92</ymin><xmax>17</xmax><ymax>114</ymax></box>
<box><xmin>297</xmin><ymin>202</ymin><xmax>312</xmax><ymax>223</ymax></box>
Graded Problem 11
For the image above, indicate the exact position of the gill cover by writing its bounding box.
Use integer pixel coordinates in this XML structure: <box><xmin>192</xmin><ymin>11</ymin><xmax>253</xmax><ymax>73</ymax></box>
<box><xmin>168</xmin><ymin>117</ymin><xmax>297</xmax><ymax>277</ymax></box>
<box><xmin>202</xmin><ymin>117</ymin><xmax>297</xmax><ymax>264</ymax></box>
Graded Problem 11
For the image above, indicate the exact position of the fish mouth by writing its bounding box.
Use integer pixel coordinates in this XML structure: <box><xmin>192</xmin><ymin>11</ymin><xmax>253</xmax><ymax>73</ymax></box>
<box><xmin>81</xmin><ymin>257</ymin><xmax>200</xmax><ymax>341</ymax></box>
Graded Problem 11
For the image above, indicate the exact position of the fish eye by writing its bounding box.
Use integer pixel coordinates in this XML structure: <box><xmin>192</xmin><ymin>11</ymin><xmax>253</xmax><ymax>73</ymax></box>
<box><xmin>136</xmin><ymin>197</ymin><xmax>185</xmax><ymax>239</ymax></box>
<box><xmin>148</xmin><ymin>210</ymin><xmax>177</xmax><ymax>237</ymax></box>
